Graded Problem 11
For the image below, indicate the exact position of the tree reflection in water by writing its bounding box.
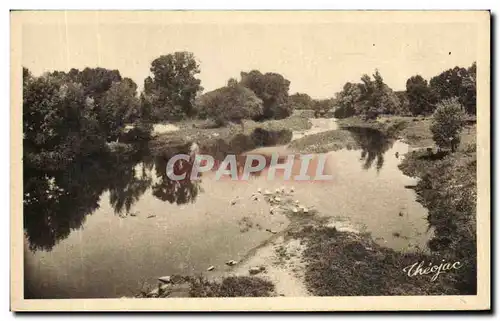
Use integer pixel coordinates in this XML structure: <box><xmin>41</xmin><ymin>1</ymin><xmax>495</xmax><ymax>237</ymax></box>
<box><xmin>151</xmin><ymin>153</ymin><xmax>202</xmax><ymax>205</ymax></box>
<box><xmin>23</xmin><ymin>128</ymin><xmax>293</xmax><ymax>252</ymax></box>
<box><xmin>23</xmin><ymin>146</ymin><xmax>202</xmax><ymax>252</ymax></box>
<box><xmin>24</xmin><ymin>155</ymin><xmax>122</xmax><ymax>252</ymax></box>
<box><xmin>344</xmin><ymin>126</ymin><xmax>395</xmax><ymax>172</ymax></box>
<box><xmin>108</xmin><ymin>160</ymin><xmax>153</xmax><ymax>215</ymax></box>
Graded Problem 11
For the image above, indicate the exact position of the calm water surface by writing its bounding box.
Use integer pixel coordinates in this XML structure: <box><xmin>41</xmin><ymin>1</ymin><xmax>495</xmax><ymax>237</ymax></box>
<box><xmin>24</xmin><ymin>119</ymin><xmax>431</xmax><ymax>298</ymax></box>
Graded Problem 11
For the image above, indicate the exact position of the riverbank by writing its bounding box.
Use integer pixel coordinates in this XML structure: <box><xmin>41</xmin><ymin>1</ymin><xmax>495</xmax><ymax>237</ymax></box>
<box><xmin>139</xmin><ymin>187</ymin><xmax>458</xmax><ymax>298</ymax></box>
<box><xmin>136</xmin><ymin>115</ymin><xmax>476</xmax><ymax>298</ymax></box>
<box><xmin>288</xmin><ymin>115</ymin><xmax>407</xmax><ymax>154</ymax></box>
<box><xmin>148</xmin><ymin>113</ymin><xmax>312</xmax><ymax>155</ymax></box>
<box><xmin>398</xmin><ymin>141</ymin><xmax>477</xmax><ymax>294</ymax></box>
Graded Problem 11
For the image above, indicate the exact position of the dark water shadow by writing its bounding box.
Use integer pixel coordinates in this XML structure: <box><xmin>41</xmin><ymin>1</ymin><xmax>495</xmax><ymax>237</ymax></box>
<box><xmin>343</xmin><ymin>126</ymin><xmax>396</xmax><ymax>172</ymax></box>
<box><xmin>23</xmin><ymin>149</ymin><xmax>149</xmax><ymax>252</ymax></box>
<box><xmin>23</xmin><ymin>128</ymin><xmax>293</xmax><ymax>252</ymax></box>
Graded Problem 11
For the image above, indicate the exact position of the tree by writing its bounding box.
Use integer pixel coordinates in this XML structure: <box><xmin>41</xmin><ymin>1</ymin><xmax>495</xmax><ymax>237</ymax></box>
<box><xmin>334</xmin><ymin>82</ymin><xmax>362</xmax><ymax>118</ymax></box>
<box><xmin>196</xmin><ymin>83</ymin><xmax>263</xmax><ymax>127</ymax></box>
<box><xmin>240</xmin><ymin>70</ymin><xmax>292</xmax><ymax>120</ymax></box>
<box><xmin>312</xmin><ymin>99</ymin><xmax>333</xmax><ymax>118</ymax></box>
<box><xmin>46</xmin><ymin>68</ymin><xmax>149</xmax><ymax>141</ymax></box>
<box><xmin>462</xmin><ymin>62</ymin><xmax>477</xmax><ymax>114</ymax></box>
<box><xmin>395</xmin><ymin>91</ymin><xmax>411</xmax><ymax>116</ymax></box>
<box><xmin>430</xmin><ymin>97</ymin><xmax>466</xmax><ymax>152</ymax></box>
<box><xmin>66</xmin><ymin>67</ymin><xmax>122</xmax><ymax>99</ymax></box>
<box><xmin>98</xmin><ymin>80</ymin><xmax>141</xmax><ymax>141</ymax></box>
<box><xmin>23</xmin><ymin>72</ymin><xmax>104</xmax><ymax>171</ymax></box>
<box><xmin>356</xmin><ymin>70</ymin><xmax>400</xmax><ymax>119</ymax></box>
<box><xmin>429</xmin><ymin>64</ymin><xmax>476</xmax><ymax>115</ymax></box>
<box><xmin>371</xmin><ymin>70</ymin><xmax>400</xmax><ymax>116</ymax></box>
<box><xmin>227</xmin><ymin>78</ymin><xmax>238</xmax><ymax>87</ymax></box>
<box><xmin>143</xmin><ymin>52</ymin><xmax>203</xmax><ymax>121</ymax></box>
<box><xmin>289</xmin><ymin>93</ymin><xmax>314</xmax><ymax>110</ymax></box>
<box><xmin>406</xmin><ymin>75</ymin><xmax>436</xmax><ymax>115</ymax></box>
<box><xmin>23</xmin><ymin>67</ymin><xmax>32</xmax><ymax>84</ymax></box>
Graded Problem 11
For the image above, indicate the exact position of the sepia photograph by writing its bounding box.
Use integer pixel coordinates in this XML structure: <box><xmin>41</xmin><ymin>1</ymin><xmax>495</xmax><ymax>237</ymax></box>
<box><xmin>10</xmin><ymin>10</ymin><xmax>490</xmax><ymax>311</ymax></box>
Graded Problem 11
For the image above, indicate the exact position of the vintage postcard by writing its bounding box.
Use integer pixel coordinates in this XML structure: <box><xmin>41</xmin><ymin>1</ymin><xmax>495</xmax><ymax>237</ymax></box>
<box><xmin>10</xmin><ymin>11</ymin><xmax>490</xmax><ymax>311</ymax></box>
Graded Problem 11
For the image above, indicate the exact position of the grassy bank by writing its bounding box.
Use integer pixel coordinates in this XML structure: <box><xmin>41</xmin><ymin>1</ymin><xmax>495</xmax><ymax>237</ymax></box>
<box><xmin>289</xmin><ymin>115</ymin><xmax>477</xmax><ymax>295</ymax></box>
<box><xmin>138</xmin><ymin>114</ymin><xmax>477</xmax><ymax>297</ymax></box>
<box><xmin>137</xmin><ymin>275</ymin><xmax>275</xmax><ymax>298</ymax></box>
<box><xmin>289</xmin><ymin>115</ymin><xmax>407</xmax><ymax>154</ymax></box>
<box><xmin>189</xmin><ymin>276</ymin><xmax>275</xmax><ymax>297</ymax></box>
<box><xmin>398</xmin><ymin>146</ymin><xmax>477</xmax><ymax>294</ymax></box>
<box><xmin>377</xmin><ymin>115</ymin><xmax>476</xmax><ymax>150</ymax></box>
<box><xmin>292</xmin><ymin>226</ymin><xmax>458</xmax><ymax>296</ymax></box>
<box><xmin>149</xmin><ymin>114</ymin><xmax>312</xmax><ymax>154</ymax></box>
<box><xmin>333</xmin><ymin>115</ymin><xmax>476</xmax><ymax>150</ymax></box>
<box><xmin>289</xmin><ymin>129</ymin><xmax>358</xmax><ymax>153</ymax></box>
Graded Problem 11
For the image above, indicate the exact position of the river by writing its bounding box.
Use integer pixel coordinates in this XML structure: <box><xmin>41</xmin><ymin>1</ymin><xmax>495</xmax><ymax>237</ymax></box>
<box><xmin>24</xmin><ymin>118</ymin><xmax>432</xmax><ymax>298</ymax></box>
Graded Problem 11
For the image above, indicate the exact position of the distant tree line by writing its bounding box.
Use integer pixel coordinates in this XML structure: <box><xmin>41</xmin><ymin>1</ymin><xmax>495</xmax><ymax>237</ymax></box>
<box><xmin>332</xmin><ymin>62</ymin><xmax>477</xmax><ymax>119</ymax></box>
<box><xmin>288</xmin><ymin>93</ymin><xmax>334</xmax><ymax>118</ymax></box>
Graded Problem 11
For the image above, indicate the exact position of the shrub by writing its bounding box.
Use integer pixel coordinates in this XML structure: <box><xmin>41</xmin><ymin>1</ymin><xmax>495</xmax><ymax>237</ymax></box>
<box><xmin>240</xmin><ymin>70</ymin><xmax>292</xmax><ymax>120</ymax></box>
<box><xmin>189</xmin><ymin>276</ymin><xmax>275</xmax><ymax>297</ymax></box>
<box><xmin>196</xmin><ymin>83</ymin><xmax>263</xmax><ymax>127</ymax></box>
<box><xmin>430</xmin><ymin>97</ymin><xmax>466</xmax><ymax>152</ymax></box>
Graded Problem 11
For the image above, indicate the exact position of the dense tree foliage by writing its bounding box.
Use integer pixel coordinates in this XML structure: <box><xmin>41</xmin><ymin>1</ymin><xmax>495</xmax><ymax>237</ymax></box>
<box><xmin>430</xmin><ymin>97</ymin><xmax>466</xmax><ymax>152</ymax></box>
<box><xmin>333</xmin><ymin>71</ymin><xmax>400</xmax><ymax>119</ymax></box>
<box><xmin>429</xmin><ymin>62</ymin><xmax>476</xmax><ymax>115</ymax></box>
<box><xmin>334</xmin><ymin>82</ymin><xmax>362</xmax><ymax>118</ymax></box>
<box><xmin>289</xmin><ymin>93</ymin><xmax>314</xmax><ymax>110</ymax></box>
<box><xmin>65</xmin><ymin>67</ymin><xmax>122</xmax><ymax>99</ymax></box>
<box><xmin>98</xmin><ymin>80</ymin><xmax>141</xmax><ymax>140</ymax></box>
<box><xmin>333</xmin><ymin>62</ymin><xmax>476</xmax><ymax>119</ymax></box>
<box><xmin>462</xmin><ymin>62</ymin><xmax>477</xmax><ymax>114</ymax></box>
<box><xmin>196</xmin><ymin>82</ymin><xmax>264</xmax><ymax>126</ymax></box>
<box><xmin>406</xmin><ymin>75</ymin><xmax>436</xmax><ymax>116</ymax></box>
<box><xmin>23</xmin><ymin>72</ymin><xmax>105</xmax><ymax>171</ymax></box>
<box><xmin>394</xmin><ymin>91</ymin><xmax>410</xmax><ymax>116</ymax></box>
<box><xmin>143</xmin><ymin>52</ymin><xmax>203</xmax><ymax>121</ymax></box>
<box><xmin>23</xmin><ymin>66</ymin><xmax>152</xmax><ymax>176</ymax></box>
<box><xmin>312</xmin><ymin>99</ymin><xmax>334</xmax><ymax>118</ymax></box>
<box><xmin>239</xmin><ymin>70</ymin><xmax>292</xmax><ymax>120</ymax></box>
<box><xmin>361</xmin><ymin>70</ymin><xmax>401</xmax><ymax>118</ymax></box>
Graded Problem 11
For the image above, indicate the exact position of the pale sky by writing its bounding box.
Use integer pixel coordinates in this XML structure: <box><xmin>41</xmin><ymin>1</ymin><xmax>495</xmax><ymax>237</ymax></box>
<box><xmin>20</xmin><ymin>12</ymin><xmax>478</xmax><ymax>99</ymax></box>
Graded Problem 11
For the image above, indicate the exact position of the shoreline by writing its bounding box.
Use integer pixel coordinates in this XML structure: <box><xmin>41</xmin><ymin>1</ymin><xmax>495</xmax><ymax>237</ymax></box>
<box><xmin>132</xmin><ymin>115</ymin><xmax>476</xmax><ymax>298</ymax></box>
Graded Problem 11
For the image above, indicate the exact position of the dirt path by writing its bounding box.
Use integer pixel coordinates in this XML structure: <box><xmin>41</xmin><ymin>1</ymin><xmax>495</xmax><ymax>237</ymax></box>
<box><xmin>228</xmin><ymin>235</ymin><xmax>311</xmax><ymax>297</ymax></box>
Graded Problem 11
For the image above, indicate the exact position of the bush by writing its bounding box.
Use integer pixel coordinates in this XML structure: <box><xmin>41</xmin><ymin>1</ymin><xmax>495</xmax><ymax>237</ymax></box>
<box><xmin>312</xmin><ymin>99</ymin><xmax>333</xmax><ymax>118</ymax></box>
<box><xmin>240</xmin><ymin>70</ymin><xmax>292</xmax><ymax>120</ymax></box>
<box><xmin>196</xmin><ymin>83</ymin><xmax>263</xmax><ymax>127</ymax></box>
<box><xmin>189</xmin><ymin>276</ymin><xmax>275</xmax><ymax>297</ymax></box>
<box><xmin>289</xmin><ymin>93</ymin><xmax>314</xmax><ymax>110</ymax></box>
<box><xmin>430</xmin><ymin>97</ymin><xmax>466</xmax><ymax>152</ymax></box>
